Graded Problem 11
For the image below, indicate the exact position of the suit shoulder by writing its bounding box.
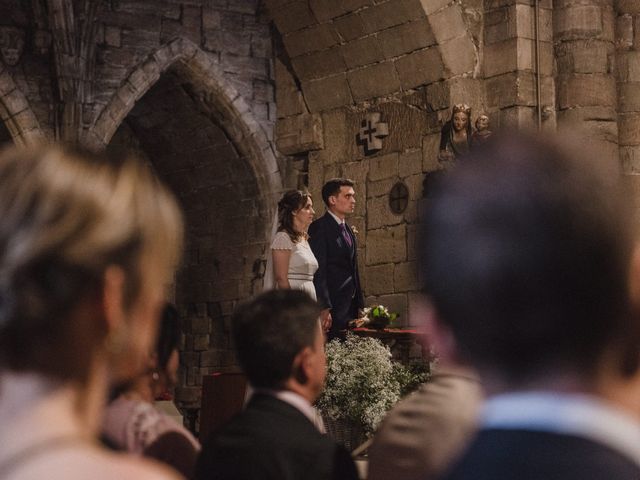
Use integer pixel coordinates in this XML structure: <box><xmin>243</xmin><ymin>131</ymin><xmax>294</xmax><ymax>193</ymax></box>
<box><xmin>197</xmin><ymin>408</ymin><xmax>351</xmax><ymax>480</ymax></box>
<box><xmin>445</xmin><ymin>430</ymin><xmax>640</xmax><ymax>480</ymax></box>
<box><xmin>309</xmin><ymin>217</ymin><xmax>331</xmax><ymax>240</ymax></box>
<box><xmin>309</xmin><ymin>215</ymin><xmax>328</xmax><ymax>231</ymax></box>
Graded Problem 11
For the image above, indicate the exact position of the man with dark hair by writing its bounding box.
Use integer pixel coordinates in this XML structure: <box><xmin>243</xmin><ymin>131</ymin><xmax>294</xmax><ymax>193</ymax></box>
<box><xmin>309</xmin><ymin>178</ymin><xmax>364</xmax><ymax>339</ymax></box>
<box><xmin>419</xmin><ymin>132</ymin><xmax>640</xmax><ymax>479</ymax></box>
<box><xmin>194</xmin><ymin>290</ymin><xmax>358</xmax><ymax>480</ymax></box>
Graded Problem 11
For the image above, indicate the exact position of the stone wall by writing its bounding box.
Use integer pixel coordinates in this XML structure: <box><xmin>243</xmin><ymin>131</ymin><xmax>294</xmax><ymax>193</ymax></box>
<box><xmin>0</xmin><ymin>0</ymin><xmax>282</xmax><ymax>415</ymax></box>
<box><xmin>0</xmin><ymin>1</ymin><xmax>275</xmax><ymax>146</ymax></box>
<box><xmin>3</xmin><ymin>0</ymin><xmax>640</xmax><ymax>424</ymax></box>
<box><xmin>616</xmin><ymin>0</ymin><xmax>640</xmax><ymax>222</ymax></box>
<box><xmin>94</xmin><ymin>1</ymin><xmax>282</xmax><ymax>413</ymax></box>
<box><xmin>267</xmin><ymin>0</ymin><xmax>484</xmax><ymax>326</ymax></box>
<box><xmin>108</xmin><ymin>71</ymin><xmax>274</xmax><ymax>407</ymax></box>
<box><xmin>268</xmin><ymin>0</ymin><xmax>483</xmax><ymax>158</ymax></box>
<box><xmin>617</xmin><ymin>0</ymin><xmax>640</xmax><ymax>173</ymax></box>
<box><xmin>266</xmin><ymin>0</ymin><xmax>640</xmax><ymax>327</ymax></box>
<box><xmin>484</xmin><ymin>0</ymin><xmax>555</xmax><ymax>130</ymax></box>
<box><xmin>555</xmin><ymin>0</ymin><xmax>618</xmax><ymax>167</ymax></box>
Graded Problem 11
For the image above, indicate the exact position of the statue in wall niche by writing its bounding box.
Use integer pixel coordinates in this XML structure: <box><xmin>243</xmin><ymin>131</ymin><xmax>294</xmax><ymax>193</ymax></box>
<box><xmin>471</xmin><ymin>114</ymin><xmax>492</xmax><ymax>149</ymax></box>
<box><xmin>0</xmin><ymin>26</ymin><xmax>25</xmax><ymax>66</ymax></box>
<box><xmin>438</xmin><ymin>103</ymin><xmax>472</xmax><ymax>163</ymax></box>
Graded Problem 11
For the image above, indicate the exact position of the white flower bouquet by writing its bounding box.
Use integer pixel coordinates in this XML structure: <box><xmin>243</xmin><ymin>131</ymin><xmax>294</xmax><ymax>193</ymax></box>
<box><xmin>317</xmin><ymin>334</ymin><xmax>404</xmax><ymax>434</ymax></box>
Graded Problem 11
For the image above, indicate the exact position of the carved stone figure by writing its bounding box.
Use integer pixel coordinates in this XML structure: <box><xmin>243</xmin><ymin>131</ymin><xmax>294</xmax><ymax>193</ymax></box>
<box><xmin>438</xmin><ymin>104</ymin><xmax>472</xmax><ymax>163</ymax></box>
<box><xmin>471</xmin><ymin>114</ymin><xmax>492</xmax><ymax>149</ymax></box>
<box><xmin>0</xmin><ymin>26</ymin><xmax>25</xmax><ymax>66</ymax></box>
<box><xmin>358</xmin><ymin>112</ymin><xmax>389</xmax><ymax>155</ymax></box>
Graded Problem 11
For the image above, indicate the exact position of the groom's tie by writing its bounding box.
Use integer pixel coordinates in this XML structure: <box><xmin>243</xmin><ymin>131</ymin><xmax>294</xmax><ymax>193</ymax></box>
<box><xmin>340</xmin><ymin>223</ymin><xmax>353</xmax><ymax>248</ymax></box>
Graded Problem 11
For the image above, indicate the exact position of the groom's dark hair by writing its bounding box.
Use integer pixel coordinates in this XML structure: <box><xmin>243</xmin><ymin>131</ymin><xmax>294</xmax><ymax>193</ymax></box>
<box><xmin>231</xmin><ymin>290</ymin><xmax>322</xmax><ymax>389</ymax></box>
<box><xmin>321</xmin><ymin>178</ymin><xmax>355</xmax><ymax>206</ymax></box>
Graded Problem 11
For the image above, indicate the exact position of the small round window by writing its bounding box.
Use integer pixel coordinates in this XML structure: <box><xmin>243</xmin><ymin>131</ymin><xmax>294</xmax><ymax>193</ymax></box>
<box><xmin>389</xmin><ymin>182</ymin><xmax>409</xmax><ymax>214</ymax></box>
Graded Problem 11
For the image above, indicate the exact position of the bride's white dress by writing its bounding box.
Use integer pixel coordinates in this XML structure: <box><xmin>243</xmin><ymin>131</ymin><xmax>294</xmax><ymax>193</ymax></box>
<box><xmin>271</xmin><ymin>231</ymin><xmax>319</xmax><ymax>301</ymax></box>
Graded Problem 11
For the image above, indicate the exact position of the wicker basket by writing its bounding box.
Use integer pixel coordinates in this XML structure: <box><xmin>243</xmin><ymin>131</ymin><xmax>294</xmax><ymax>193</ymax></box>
<box><xmin>322</xmin><ymin>413</ymin><xmax>368</xmax><ymax>453</ymax></box>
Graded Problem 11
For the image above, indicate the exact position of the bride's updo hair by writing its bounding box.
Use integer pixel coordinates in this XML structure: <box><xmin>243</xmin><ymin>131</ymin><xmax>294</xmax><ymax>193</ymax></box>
<box><xmin>277</xmin><ymin>190</ymin><xmax>311</xmax><ymax>243</ymax></box>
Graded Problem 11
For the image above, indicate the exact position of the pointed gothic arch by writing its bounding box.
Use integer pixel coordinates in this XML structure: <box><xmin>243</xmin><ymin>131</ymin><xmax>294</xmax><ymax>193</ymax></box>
<box><xmin>88</xmin><ymin>37</ymin><xmax>281</xmax><ymax>199</ymax></box>
<box><xmin>0</xmin><ymin>67</ymin><xmax>45</xmax><ymax>147</ymax></box>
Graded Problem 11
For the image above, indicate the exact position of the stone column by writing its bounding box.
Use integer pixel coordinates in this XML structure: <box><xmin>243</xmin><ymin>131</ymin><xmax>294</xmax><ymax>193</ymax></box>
<box><xmin>483</xmin><ymin>0</ymin><xmax>554</xmax><ymax>129</ymax></box>
<box><xmin>616</xmin><ymin>2</ymin><xmax>640</xmax><ymax>172</ymax></box>
<box><xmin>615</xmin><ymin>1</ymin><xmax>640</xmax><ymax>223</ymax></box>
<box><xmin>554</xmin><ymin>0</ymin><xmax>618</xmax><ymax>166</ymax></box>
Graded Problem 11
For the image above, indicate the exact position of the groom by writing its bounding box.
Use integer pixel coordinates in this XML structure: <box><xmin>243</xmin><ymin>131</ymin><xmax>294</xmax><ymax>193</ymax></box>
<box><xmin>309</xmin><ymin>178</ymin><xmax>364</xmax><ymax>340</ymax></box>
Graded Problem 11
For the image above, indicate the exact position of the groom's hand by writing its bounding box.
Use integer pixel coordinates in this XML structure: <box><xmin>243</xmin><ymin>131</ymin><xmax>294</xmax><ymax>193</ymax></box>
<box><xmin>320</xmin><ymin>309</ymin><xmax>332</xmax><ymax>333</ymax></box>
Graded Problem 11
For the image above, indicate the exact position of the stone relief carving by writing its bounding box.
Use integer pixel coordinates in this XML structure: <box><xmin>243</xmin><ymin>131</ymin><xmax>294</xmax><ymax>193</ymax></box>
<box><xmin>358</xmin><ymin>112</ymin><xmax>389</xmax><ymax>155</ymax></box>
<box><xmin>471</xmin><ymin>114</ymin><xmax>492</xmax><ymax>148</ymax></box>
<box><xmin>0</xmin><ymin>26</ymin><xmax>25</xmax><ymax>66</ymax></box>
<box><xmin>438</xmin><ymin>105</ymin><xmax>493</xmax><ymax>165</ymax></box>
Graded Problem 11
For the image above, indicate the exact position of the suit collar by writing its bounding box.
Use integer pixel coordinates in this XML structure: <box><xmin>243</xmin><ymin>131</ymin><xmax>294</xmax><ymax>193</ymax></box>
<box><xmin>247</xmin><ymin>393</ymin><xmax>324</xmax><ymax>433</ymax></box>
<box><xmin>320</xmin><ymin>212</ymin><xmax>340</xmax><ymax>234</ymax></box>
<box><xmin>327</xmin><ymin>209</ymin><xmax>345</xmax><ymax>225</ymax></box>
<box><xmin>319</xmin><ymin>213</ymin><xmax>355</xmax><ymax>259</ymax></box>
<box><xmin>250</xmin><ymin>389</ymin><xmax>324</xmax><ymax>433</ymax></box>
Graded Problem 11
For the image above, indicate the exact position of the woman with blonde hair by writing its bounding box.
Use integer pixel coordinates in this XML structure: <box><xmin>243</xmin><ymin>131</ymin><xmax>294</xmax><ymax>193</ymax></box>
<box><xmin>263</xmin><ymin>190</ymin><xmax>318</xmax><ymax>300</ymax></box>
<box><xmin>0</xmin><ymin>144</ymin><xmax>183</xmax><ymax>480</ymax></box>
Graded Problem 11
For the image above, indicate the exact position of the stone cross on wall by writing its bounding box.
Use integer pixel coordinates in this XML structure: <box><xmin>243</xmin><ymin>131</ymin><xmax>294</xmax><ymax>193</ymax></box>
<box><xmin>358</xmin><ymin>112</ymin><xmax>389</xmax><ymax>155</ymax></box>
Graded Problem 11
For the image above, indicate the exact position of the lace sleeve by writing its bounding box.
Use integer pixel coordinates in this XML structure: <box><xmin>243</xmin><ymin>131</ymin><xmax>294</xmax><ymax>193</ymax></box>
<box><xmin>271</xmin><ymin>231</ymin><xmax>294</xmax><ymax>250</ymax></box>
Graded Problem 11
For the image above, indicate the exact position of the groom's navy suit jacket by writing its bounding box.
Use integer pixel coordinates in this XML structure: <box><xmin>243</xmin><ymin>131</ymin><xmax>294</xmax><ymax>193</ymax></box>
<box><xmin>309</xmin><ymin>212</ymin><xmax>364</xmax><ymax>337</ymax></box>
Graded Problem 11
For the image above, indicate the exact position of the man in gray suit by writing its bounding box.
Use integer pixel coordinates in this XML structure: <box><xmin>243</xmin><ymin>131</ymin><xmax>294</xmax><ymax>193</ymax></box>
<box><xmin>368</xmin><ymin>366</ymin><xmax>481</xmax><ymax>480</ymax></box>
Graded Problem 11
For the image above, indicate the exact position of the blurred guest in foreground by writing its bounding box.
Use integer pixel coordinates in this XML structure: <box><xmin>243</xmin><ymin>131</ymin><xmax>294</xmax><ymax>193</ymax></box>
<box><xmin>103</xmin><ymin>304</ymin><xmax>200</xmax><ymax>477</ymax></box>
<box><xmin>0</xmin><ymin>145</ymin><xmax>183</xmax><ymax>480</ymax></box>
<box><xmin>420</xmin><ymin>131</ymin><xmax>640</xmax><ymax>480</ymax></box>
<box><xmin>195</xmin><ymin>290</ymin><xmax>358</xmax><ymax>480</ymax></box>
<box><xmin>367</xmin><ymin>364</ymin><xmax>481</xmax><ymax>480</ymax></box>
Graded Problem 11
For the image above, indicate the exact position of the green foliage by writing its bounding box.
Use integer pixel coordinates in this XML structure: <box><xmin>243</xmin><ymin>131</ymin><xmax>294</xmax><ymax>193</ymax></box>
<box><xmin>362</xmin><ymin>304</ymin><xmax>399</xmax><ymax>329</ymax></box>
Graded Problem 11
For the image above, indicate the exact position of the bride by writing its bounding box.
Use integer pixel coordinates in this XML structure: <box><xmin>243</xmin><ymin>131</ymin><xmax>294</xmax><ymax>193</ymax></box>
<box><xmin>264</xmin><ymin>190</ymin><xmax>318</xmax><ymax>300</ymax></box>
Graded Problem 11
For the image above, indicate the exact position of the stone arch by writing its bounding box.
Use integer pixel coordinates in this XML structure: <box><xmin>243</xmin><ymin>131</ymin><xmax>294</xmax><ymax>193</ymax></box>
<box><xmin>0</xmin><ymin>67</ymin><xmax>45</xmax><ymax>146</ymax></box>
<box><xmin>420</xmin><ymin>0</ymin><xmax>478</xmax><ymax>78</ymax></box>
<box><xmin>265</xmin><ymin>0</ymin><xmax>478</xmax><ymax>113</ymax></box>
<box><xmin>88</xmin><ymin>37</ymin><xmax>281</xmax><ymax>199</ymax></box>
<box><xmin>99</xmin><ymin>37</ymin><xmax>282</xmax><ymax>411</ymax></box>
